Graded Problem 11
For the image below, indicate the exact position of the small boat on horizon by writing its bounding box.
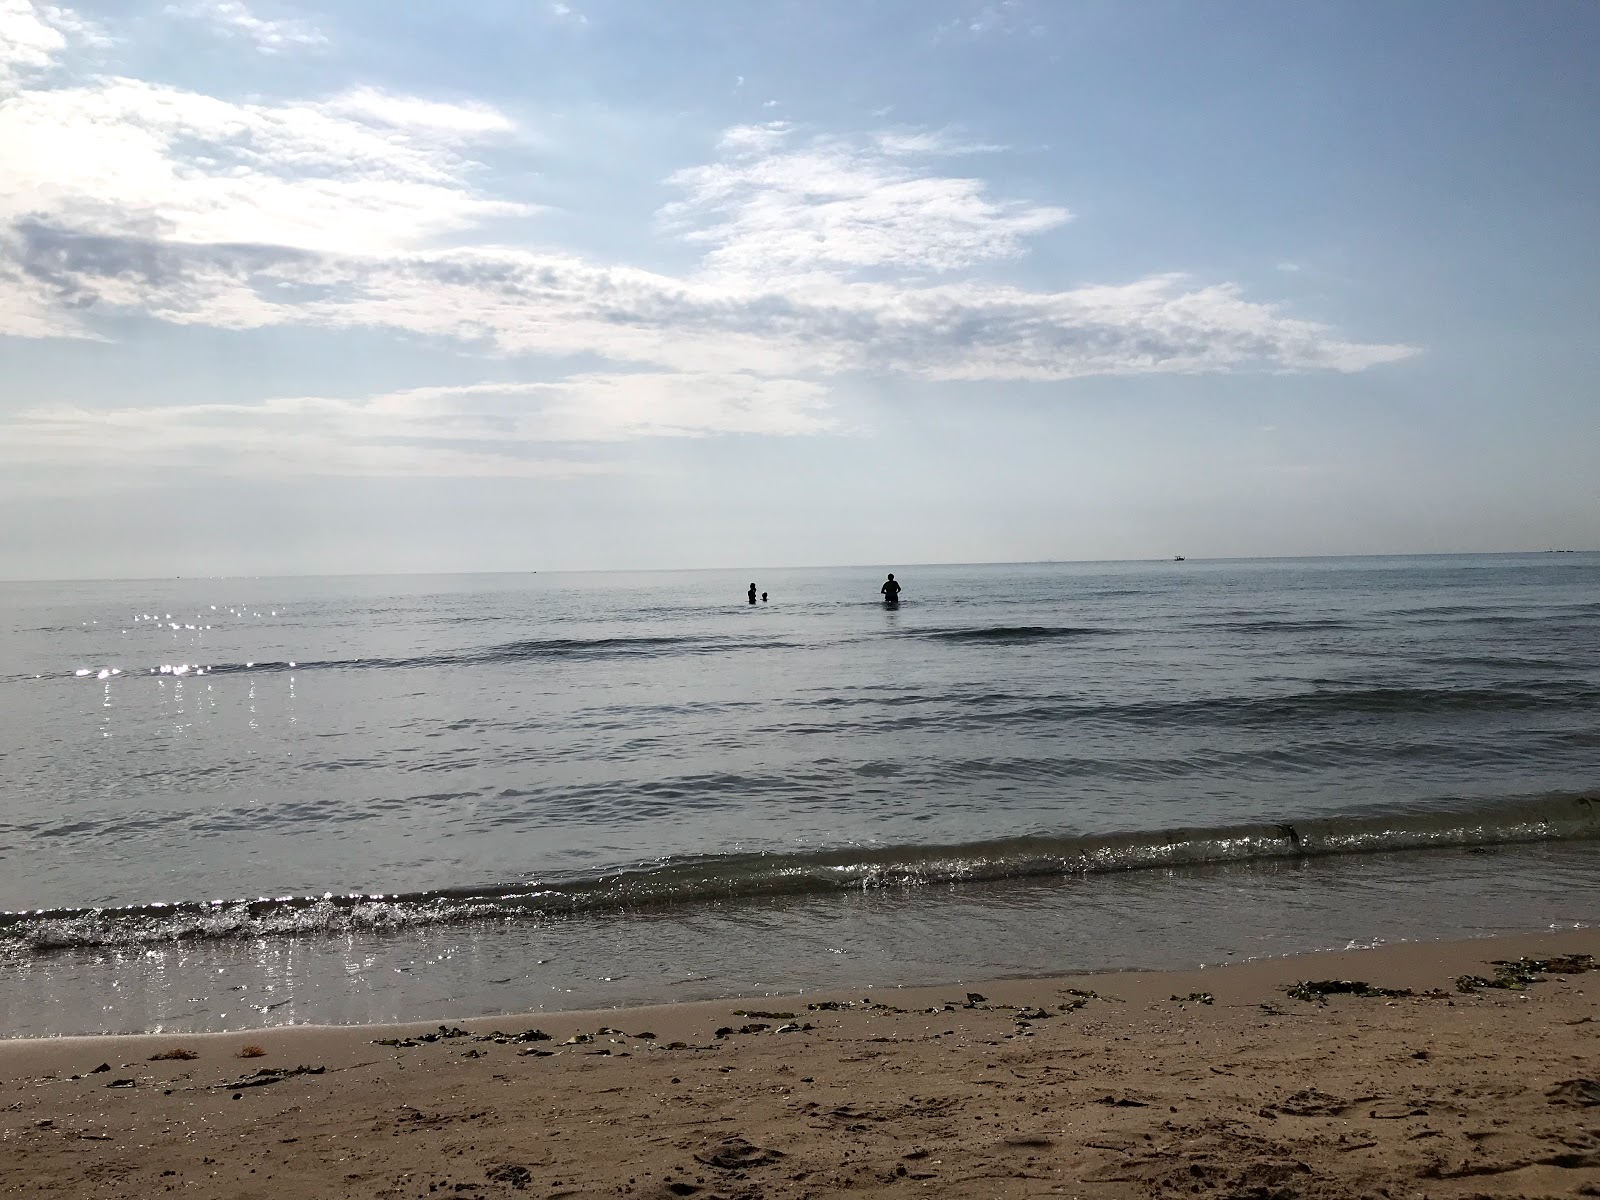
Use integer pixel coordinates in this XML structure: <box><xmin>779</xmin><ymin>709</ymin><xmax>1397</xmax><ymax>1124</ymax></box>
<box><xmin>1173</xmin><ymin>555</ymin><xmax>1186</xmax><ymax>562</ymax></box>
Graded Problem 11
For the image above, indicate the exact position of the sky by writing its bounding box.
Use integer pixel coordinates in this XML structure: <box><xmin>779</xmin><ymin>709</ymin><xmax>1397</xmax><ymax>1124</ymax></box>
<box><xmin>1</xmin><ymin>0</ymin><xmax>1596</xmax><ymax>579</ymax></box>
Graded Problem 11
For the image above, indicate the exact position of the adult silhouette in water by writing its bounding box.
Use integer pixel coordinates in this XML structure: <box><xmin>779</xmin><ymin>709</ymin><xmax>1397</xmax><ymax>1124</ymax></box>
<box><xmin>747</xmin><ymin>583</ymin><xmax>757</xmax><ymax>605</ymax></box>
<box><xmin>880</xmin><ymin>573</ymin><xmax>902</xmax><ymax>605</ymax></box>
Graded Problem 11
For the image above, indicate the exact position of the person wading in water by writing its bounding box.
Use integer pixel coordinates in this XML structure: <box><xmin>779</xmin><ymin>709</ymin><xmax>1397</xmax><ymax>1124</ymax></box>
<box><xmin>880</xmin><ymin>573</ymin><xmax>902</xmax><ymax>605</ymax></box>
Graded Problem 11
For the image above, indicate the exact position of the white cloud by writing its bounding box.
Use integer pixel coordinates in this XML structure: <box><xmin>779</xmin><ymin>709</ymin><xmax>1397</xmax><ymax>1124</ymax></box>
<box><xmin>0</xmin><ymin>0</ymin><xmax>65</xmax><ymax>79</ymax></box>
<box><xmin>0</xmin><ymin>3</ymin><xmax>1418</xmax><ymax>480</ymax></box>
<box><xmin>934</xmin><ymin>0</ymin><xmax>1040</xmax><ymax>41</ymax></box>
<box><xmin>0</xmin><ymin>0</ymin><xmax>101</xmax><ymax>82</ymax></box>
<box><xmin>0</xmin><ymin>77</ymin><xmax>528</xmax><ymax>257</ymax></box>
<box><xmin>848</xmin><ymin>275</ymin><xmax>1415</xmax><ymax>379</ymax></box>
<box><xmin>5</xmin><ymin>224</ymin><xmax>1416</xmax><ymax>383</ymax></box>
<box><xmin>872</xmin><ymin>129</ymin><xmax>1001</xmax><ymax>157</ymax></box>
<box><xmin>0</xmin><ymin>372</ymin><xmax>835</xmax><ymax>477</ymax></box>
<box><xmin>661</xmin><ymin>122</ymin><xmax>1070</xmax><ymax>281</ymax></box>
<box><xmin>530</xmin><ymin>371</ymin><xmax>835</xmax><ymax>439</ymax></box>
<box><xmin>325</xmin><ymin>86</ymin><xmax>515</xmax><ymax>136</ymax></box>
<box><xmin>968</xmin><ymin>1</ymin><xmax>1024</xmax><ymax>35</ymax></box>
<box><xmin>164</xmin><ymin>0</ymin><xmax>326</xmax><ymax>54</ymax></box>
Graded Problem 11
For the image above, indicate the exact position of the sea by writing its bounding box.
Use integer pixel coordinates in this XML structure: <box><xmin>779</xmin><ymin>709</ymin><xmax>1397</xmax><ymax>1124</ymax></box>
<box><xmin>1</xmin><ymin>554</ymin><xmax>1597</xmax><ymax>1037</ymax></box>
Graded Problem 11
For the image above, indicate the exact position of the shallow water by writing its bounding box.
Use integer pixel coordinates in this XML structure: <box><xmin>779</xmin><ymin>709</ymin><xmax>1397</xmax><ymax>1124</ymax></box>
<box><xmin>4</xmin><ymin>842</ymin><xmax>1595</xmax><ymax>1037</ymax></box>
<box><xmin>2</xmin><ymin>554</ymin><xmax>1597</xmax><ymax>1033</ymax></box>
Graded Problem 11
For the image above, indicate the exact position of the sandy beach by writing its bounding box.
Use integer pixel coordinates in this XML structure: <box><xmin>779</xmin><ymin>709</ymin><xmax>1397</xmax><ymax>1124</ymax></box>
<box><xmin>2</xmin><ymin>930</ymin><xmax>1597</xmax><ymax>1198</ymax></box>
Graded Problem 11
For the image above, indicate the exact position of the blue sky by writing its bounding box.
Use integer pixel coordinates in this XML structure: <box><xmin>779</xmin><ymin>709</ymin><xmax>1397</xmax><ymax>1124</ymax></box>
<box><xmin>1</xmin><ymin>0</ymin><xmax>1595</xmax><ymax>577</ymax></box>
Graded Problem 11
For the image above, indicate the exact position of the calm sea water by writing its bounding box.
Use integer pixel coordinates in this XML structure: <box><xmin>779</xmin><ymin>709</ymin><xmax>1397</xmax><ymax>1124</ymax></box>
<box><xmin>2</xmin><ymin>554</ymin><xmax>1597</xmax><ymax>1034</ymax></box>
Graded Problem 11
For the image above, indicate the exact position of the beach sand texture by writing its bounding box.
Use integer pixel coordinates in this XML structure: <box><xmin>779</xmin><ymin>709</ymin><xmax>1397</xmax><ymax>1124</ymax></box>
<box><xmin>2</xmin><ymin>931</ymin><xmax>1597</xmax><ymax>1198</ymax></box>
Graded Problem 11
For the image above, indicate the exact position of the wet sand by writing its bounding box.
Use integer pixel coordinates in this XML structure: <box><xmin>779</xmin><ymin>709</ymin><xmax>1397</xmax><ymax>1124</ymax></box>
<box><xmin>2</xmin><ymin>930</ymin><xmax>1597</xmax><ymax>1199</ymax></box>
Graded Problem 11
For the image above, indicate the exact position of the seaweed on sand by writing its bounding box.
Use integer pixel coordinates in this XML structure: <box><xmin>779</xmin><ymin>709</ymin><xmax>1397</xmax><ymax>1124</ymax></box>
<box><xmin>1284</xmin><ymin>979</ymin><xmax>1412</xmax><ymax>1004</ymax></box>
<box><xmin>1455</xmin><ymin>953</ymin><xmax>1596</xmax><ymax>994</ymax></box>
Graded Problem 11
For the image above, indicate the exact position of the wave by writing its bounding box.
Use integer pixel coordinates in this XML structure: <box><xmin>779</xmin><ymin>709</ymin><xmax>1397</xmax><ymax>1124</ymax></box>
<box><xmin>54</xmin><ymin>634</ymin><xmax>800</xmax><ymax>680</ymax></box>
<box><xmin>915</xmin><ymin>625</ymin><xmax>1115</xmax><ymax>643</ymax></box>
<box><xmin>4</xmin><ymin>792</ymin><xmax>1595</xmax><ymax>958</ymax></box>
<box><xmin>1414</xmin><ymin>612</ymin><xmax>1594</xmax><ymax>627</ymax></box>
<box><xmin>1200</xmin><ymin>618</ymin><xmax>1357</xmax><ymax>634</ymax></box>
<box><xmin>791</xmin><ymin>683</ymin><xmax>1600</xmax><ymax>725</ymax></box>
<box><xmin>53</xmin><ymin>626</ymin><xmax>1128</xmax><ymax>679</ymax></box>
<box><xmin>1182</xmin><ymin>684</ymin><xmax>1600</xmax><ymax>720</ymax></box>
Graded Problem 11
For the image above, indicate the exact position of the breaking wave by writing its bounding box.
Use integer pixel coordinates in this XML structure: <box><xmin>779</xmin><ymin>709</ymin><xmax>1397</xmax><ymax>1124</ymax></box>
<box><xmin>5</xmin><ymin>791</ymin><xmax>1594</xmax><ymax>958</ymax></box>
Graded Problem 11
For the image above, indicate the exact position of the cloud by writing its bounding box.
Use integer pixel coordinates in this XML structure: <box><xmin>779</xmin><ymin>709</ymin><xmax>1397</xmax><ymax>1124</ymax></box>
<box><xmin>0</xmin><ymin>75</ymin><xmax>528</xmax><ymax>261</ymax></box>
<box><xmin>0</xmin><ymin>241</ymin><xmax>96</xmax><ymax>338</ymax></box>
<box><xmin>7</xmin><ymin>221</ymin><xmax>310</xmax><ymax>333</ymax></box>
<box><xmin>164</xmin><ymin>0</ymin><xmax>326</xmax><ymax>54</ymax></box>
<box><xmin>7</xmin><ymin>219</ymin><xmax>1415</xmax><ymax>382</ymax></box>
<box><xmin>849</xmin><ymin>275</ymin><xmax>1415</xmax><ymax>379</ymax></box>
<box><xmin>966</xmin><ymin>1</ymin><xmax>1023</xmax><ymax>35</ymax></box>
<box><xmin>935</xmin><ymin>0</ymin><xmax>1041</xmax><ymax>41</ymax></box>
<box><xmin>0</xmin><ymin>372</ymin><xmax>835</xmax><ymax>478</ymax></box>
<box><xmin>0</xmin><ymin>0</ymin><xmax>65</xmax><ymax>80</ymax></box>
<box><xmin>0</xmin><ymin>1</ymin><xmax>1418</xmax><ymax>480</ymax></box>
<box><xmin>661</xmin><ymin>122</ymin><xmax>1070</xmax><ymax>280</ymax></box>
<box><xmin>0</xmin><ymin>0</ymin><xmax>101</xmax><ymax>82</ymax></box>
<box><xmin>325</xmin><ymin>86</ymin><xmax>516</xmax><ymax>136</ymax></box>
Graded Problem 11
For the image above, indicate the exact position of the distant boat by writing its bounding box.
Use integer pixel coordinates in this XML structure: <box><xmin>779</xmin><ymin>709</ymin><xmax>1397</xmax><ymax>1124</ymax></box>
<box><xmin>1173</xmin><ymin>555</ymin><xmax>1186</xmax><ymax>562</ymax></box>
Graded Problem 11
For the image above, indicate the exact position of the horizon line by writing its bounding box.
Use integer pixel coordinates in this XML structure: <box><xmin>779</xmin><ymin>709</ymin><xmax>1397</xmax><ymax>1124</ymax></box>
<box><xmin>1</xmin><ymin>548</ymin><xmax>1594</xmax><ymax>586</ymax></box>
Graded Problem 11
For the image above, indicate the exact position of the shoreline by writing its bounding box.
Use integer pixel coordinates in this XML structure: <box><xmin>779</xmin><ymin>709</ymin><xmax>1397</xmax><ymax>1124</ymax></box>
<box><xmin>4</xmin><ymin>929</ymin><xmax>1597</xmax><ymax>1197</ymax></box>
<box><xmin>2</xmin><ymin>923</ymin><xmax>1594</xmax><ymax>1047</ymax></box>
<box><xmin>9</xmin><ymin>836</ymin><xmax>1596</xmax><ymax>1040</ymax></box>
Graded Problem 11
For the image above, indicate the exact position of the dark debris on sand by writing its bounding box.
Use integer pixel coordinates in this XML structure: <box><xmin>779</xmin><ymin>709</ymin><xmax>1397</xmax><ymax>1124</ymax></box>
<box><xmin>374</xmin><ymin>1024</ymin><xmax>554</xmax><ymax>1048</ymax></box>
<box><xmin>1456</xmin><ymin>953</ymin><xmax>1597</xmax><ymax>993</ymax></box>
<box><xmin>1283</xmin><ymin>979</ymin><xmax>1412</xmax><ymax>1004</ymax></box>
